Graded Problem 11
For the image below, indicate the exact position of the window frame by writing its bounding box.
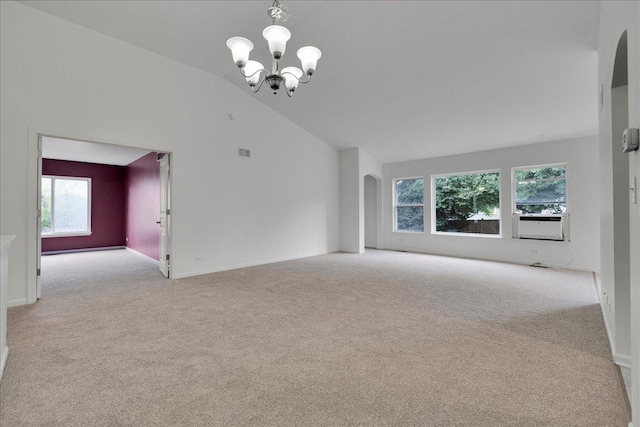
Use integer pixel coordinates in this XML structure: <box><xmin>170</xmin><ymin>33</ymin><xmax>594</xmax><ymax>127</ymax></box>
<box><xmin>511</xmin><ymin>163</ymin><xmax>568</xmax><ymax>216</ymax></box>
<box><xmin>41</xmin><ymin>175</ymin><xmax>92</xmax><ymax>238</ymax></box>
<box><xmin>431</xmin><ymin>168</ymin><xmax>502</xmax><ymax>238</ymax></box>
<box><xmin>393</xmin><ymin>176</ymin><xmax>425</xmax><ymax>233</ymax></box>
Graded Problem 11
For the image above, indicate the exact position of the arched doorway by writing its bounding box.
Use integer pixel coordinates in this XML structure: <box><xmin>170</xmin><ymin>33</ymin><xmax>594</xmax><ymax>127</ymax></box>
<box><xmin>604</xmin><ymin>29</ymin><xmax>633</xmax><ymax>410</ymax></box>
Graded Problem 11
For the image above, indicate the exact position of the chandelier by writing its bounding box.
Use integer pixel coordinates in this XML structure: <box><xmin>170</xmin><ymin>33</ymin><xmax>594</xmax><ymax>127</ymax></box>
<box><xmin>226</xmin><ymin>0</ymin><xmax>322</xmax><ymax>96</ymax></box>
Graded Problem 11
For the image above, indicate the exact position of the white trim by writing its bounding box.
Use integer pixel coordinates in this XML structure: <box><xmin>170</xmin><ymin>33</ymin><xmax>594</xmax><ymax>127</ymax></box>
<box><xmin>596</xmin><ymin>280</ymin><xmax>633</xmax><ymax>369</ymax></box>
<box><xmin>0</xmin><ymin>345</ymin><xmax>8</xmax><ymax>381</ymax></box>
<box><xmin>613</xmin><ymin>353</ymin><xmax>632</xmax><ymax>369</ymax></box>
<box><xmin>172</xmin><ymin>250</ymin><xmax>333</xmax><ymax>279</ymax></box>
<box><xmin>392</xmin><ymin>176</ymin><xmax>425</xmax><ymax>233</ymax></box>
<box><xmin>28</xmin><ymin>129</ymin><xmax>40</xmax><ymax>304</ymax></box>
<box><xmin>42</xmin><ymin>246</ymin><xmax>125</xmax><ymax>256</ymax></box>
<box><xmin>431</xmin><ymin>168</ymin><xmax>502</xmax><ymax>237</ymax></box>
<box><xmin>42</xmin><ymin>232</ymin><xmax>92</xmax><ymax>239</ymax></box>
<box><xmin>432</xmin><ymin>231</ymin><xmax>502</xmax><ymax>239</ymax></box>
<box><xmin>28</xmin><ymin>128</ymin><xmax>174</xmax><ymax>302</ymax></box>
<box><xmin>125</xmin><ymin>247</ymin><xmax>160</xmax><ymax>265</ymax></box>
<box><xmin>599</xmin><ymin>283</ymin><xmax>616</xmax><ymax>355</ymax></box>
<box><xmin>381</xmin><ymin>246</ymin><xmax>598</xmax><ymax>272</ymax></box>
<box><xmin>41</xmin><ymin>175</ymin><xmax>92</xmax><ymax>237</ymax></box>
<box><xmin>511</xmin><ymin>162</ymin><xmax>568</xmax><ymax>215</ymax></box>
<box><xmin>7</xmin><ymin>299</ymin><xmax>28</xmax><ymax>307</ymax></box>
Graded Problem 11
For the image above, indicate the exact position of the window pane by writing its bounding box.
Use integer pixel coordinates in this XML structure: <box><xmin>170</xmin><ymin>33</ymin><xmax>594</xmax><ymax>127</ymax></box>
<box><xmin>397</xmin><ymin>206</ymin><xmax>424</xmax><ymax>231</ymax></box>
<box><xmin>515</xmin><ymin>167</ymin><xmax>565</xmax><ymax>181</ymax></box>
<box><xmin>515</xmin><ymin>180</ymin><xmax>566</xmax><ymax>203</ymax></box>
<box><xmin>396</xmin><ymin>178</ymin><xmax>424</xmax><ymax>204</ymax></box>
<box><xmin>435</xmin><ymin>172</ymin><xmax>500</xmax><ymax>235</ymax></box>
<box><xmin>515</xmin><ymin>166</ymin><xmax>566</xmax><ymax>214</ymax></box>
<box><xmin>41</xmin><ymin>178</ymin><xmax>52</xmax><ymax>234</ymax></box>
<box><xmin>53</xmin><ymin>179</ymin><xmax>88</xmax><ymax>233</ymax></box>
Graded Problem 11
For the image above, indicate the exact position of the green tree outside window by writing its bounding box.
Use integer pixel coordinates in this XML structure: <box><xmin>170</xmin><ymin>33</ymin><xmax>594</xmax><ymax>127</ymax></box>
<box><xmin>435</xmin><ymin>172</ymin><xmax>500</xmax><ymax>234</ymax></box>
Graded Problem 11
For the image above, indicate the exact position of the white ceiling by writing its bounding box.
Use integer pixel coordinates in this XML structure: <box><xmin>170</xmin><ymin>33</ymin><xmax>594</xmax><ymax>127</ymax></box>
<box><xmin>21</xmin><ymin>1</ymin><xmax>600</xmax><ymax>164</ymax></box>
<box><xmin>42</xmin><ymin>137</ymin><xmax>151</xmax><ymax>166</ymax></box>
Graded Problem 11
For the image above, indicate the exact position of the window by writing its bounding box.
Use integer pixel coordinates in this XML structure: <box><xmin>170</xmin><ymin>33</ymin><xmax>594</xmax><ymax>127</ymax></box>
<box><xmin>41</xmin><ymin>176</ymin><xmax>91</xmax><ymax>237</ymax></box>
<box><xmin>433</xmin><ymin>171</ymin><xmax>500</xmax><ymax>235</ymax></box>
<box><xmin>394</xmin><ymin>178</ymin><xmax>424</xmax><ymax>232</ymax></box>
<box><xmin>513</xmin><ymin>165</ymin><xmax>566</xmax><ymax>214</ymax></box>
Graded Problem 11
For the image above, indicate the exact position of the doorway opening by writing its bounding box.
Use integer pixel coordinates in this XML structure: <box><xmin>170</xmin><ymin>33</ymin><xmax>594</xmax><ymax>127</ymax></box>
<box><xmin>33</xmin><ymin>135</ymin><xmax>172</xmax><ymax>300</ymax></box>
<box><xmin>609</xmin><ymin>30</ymin><xmax>632</xmax><ymax>411</ymax></box>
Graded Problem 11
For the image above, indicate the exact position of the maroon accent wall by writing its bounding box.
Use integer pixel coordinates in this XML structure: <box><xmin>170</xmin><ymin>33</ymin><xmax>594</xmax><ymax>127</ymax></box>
<box><xmin>125</xmin><ymin>152</ymin><xmax>160</xmax><ymax>261</ymax></box>
<box><xmin>42</xmin><ymin>159</ymin><xmax>126</xmax><ymax>252</ymax></box>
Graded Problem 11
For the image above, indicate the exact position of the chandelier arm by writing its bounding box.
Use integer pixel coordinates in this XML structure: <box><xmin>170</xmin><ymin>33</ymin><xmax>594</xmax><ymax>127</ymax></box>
<box><xmin>250</xmin><ymin>77</ymin><xmax>267</xmax><ymax>93</ymax></box>
<box><xmin>280</xmin><ymin>71</ymin><xmax>312</xmax><ymax>85</ymax></box>
<box><xmin>240</xmin><ymin>68</ymin><xmax>267</xmax><ymax>80</ymax></box>
<box><xmin>296</xmin><ymin>74</ymin><xmax>312</xmax><ymax>85</ymax></box>
<box><xmin>285</xmin><ymin>88</ymin><xmax>293</xmax><ymax>97</ymax></box>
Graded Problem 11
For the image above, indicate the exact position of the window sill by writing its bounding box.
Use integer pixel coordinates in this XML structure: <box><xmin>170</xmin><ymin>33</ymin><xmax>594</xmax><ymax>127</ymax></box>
<box><xmin>393</xmin><ymin>230</ymin><xmax>425</xmax><ymax>234</ymax></box>
<box><xmin>431</xmin><ymin>231</ymin><xmax>502</xmax><ymax>239</ymax></box>
<box><xmin>42</xmin><ymin>232</ymin><xmax>92</xmax><ymax>238</ymax></box>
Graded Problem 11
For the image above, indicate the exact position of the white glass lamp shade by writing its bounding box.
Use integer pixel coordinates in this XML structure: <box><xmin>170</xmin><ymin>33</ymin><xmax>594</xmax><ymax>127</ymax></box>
<box><xmin>226</xmin><ymin>37</ymin><xmax>254</xmax><ymax>67</ymax></box>
<box><xmin>281</xmin><ymin>67</ymin><xmax>303</xmax><ymax>91</ymax></box>
<box><xmin>297</xmin><ymin>46</ymin><xmax>322</xmax><ymax>75</ymax></box>
<box><xmin>262</xmin><ymin>25</ymin><xmax>291</xmax><ymax>59</ymax></box>
<box><xmin>243</xmin><ymin>61</ymin><xmax>264</xmax><ymax>86</ymax></box>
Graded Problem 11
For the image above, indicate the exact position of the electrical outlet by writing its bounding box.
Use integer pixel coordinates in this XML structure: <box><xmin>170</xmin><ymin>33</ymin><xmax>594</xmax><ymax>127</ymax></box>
<box><xmin>194</xmin><ymin>256</ymin><xmax>202</xmax><ymax>262</ymax></box>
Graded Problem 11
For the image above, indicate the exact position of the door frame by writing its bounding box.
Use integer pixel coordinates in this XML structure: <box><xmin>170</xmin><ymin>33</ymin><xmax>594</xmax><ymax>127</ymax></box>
<box><xmin>27</xmin><ymin>129</ymin><xmax>174</xmax><ymax>303</ymax></box>
<box><xmin>158</xmin><ymin>153</ymin><xmax>171</xmax><ymax>278</ymax></box>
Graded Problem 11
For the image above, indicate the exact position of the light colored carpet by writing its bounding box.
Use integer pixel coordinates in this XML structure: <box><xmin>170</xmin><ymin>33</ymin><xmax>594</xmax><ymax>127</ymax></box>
<box><xmin>0</xmin><ymin>249</ymin><xmax>628</xmax><ymax>426</ymax></box>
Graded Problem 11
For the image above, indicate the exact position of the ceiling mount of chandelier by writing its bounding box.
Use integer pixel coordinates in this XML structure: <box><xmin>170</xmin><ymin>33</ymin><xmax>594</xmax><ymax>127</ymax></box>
<box><xmin>226</xmin><ymin>0</ymin><xmax>321</xmax><ymax>97</ymax></box>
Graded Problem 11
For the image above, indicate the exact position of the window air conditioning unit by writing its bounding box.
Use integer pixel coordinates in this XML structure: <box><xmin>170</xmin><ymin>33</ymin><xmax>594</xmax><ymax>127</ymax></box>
<box><xmin>512</xmin><ymin>214</ymin><xmax>569</xmax><ymax>241</ymax></box>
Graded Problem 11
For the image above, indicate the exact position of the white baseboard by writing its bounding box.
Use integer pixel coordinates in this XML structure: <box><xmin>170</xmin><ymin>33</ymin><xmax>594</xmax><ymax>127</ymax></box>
<box><xmin>598</xmin><ymin>292</ymin><xmax>618</xmax><ymax>361</ymax></box>
<box><xmin>613</xmin><ymin>353</ymin><xmax>632</xmax><ymax>369</ymax></box>
<box><xmin>173</xmin><ymin>250</ymin><xmax>333</xmax><ymax>279</ymax></box>
<box><xmin>596</xmin><ymin>289</ymin><xmax>633</xmax><ymax>369</ymax></box>
<box><xmin>7</xmin><ymin>298</ymin><xmax>28</xmax><ymax>307</ymax></box>
<box><xmin>380</xmin><ymin>246</ymin><xmax>599</xmax><ymax>272</ymax></box>
<box><xmin>0</xmin><ymin>345</ymin><xmax>8</xmax><ymax>381</ymax></box>
<box><xmin>42</xmin><ymin>246</ymin><xmax>125</xmax><ymax>256</ymax></box>
<box><xmin>125</xmin><ymin>247</ymin><xmax>159</xmax><ymax>265</ymax></box>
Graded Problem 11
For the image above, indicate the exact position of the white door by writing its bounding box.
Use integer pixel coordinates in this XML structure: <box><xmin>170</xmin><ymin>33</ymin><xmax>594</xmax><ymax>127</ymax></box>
<box><xmin>159</xmin><ymin>154</ymin><xmax>170</xmax><ymax>277</ymax></box>
<box><xmin>36</xmin><ymin>137</ymin><xmax>43</xmax><ymax>299</ymax></box>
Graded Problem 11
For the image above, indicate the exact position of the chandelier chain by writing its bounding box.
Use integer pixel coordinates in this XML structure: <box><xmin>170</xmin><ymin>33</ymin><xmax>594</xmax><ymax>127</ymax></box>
<box><xmin>267</xmin><ymin>0</ymin><xmax>289</xmax><ymax>24</ymax></box>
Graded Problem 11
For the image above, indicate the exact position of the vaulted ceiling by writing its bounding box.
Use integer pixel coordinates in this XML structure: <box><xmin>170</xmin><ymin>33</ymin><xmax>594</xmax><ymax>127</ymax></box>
<box><xmin>20</xmin><ymin>1</ymin><xmax>600</xmax><ymax>163</ymax></box>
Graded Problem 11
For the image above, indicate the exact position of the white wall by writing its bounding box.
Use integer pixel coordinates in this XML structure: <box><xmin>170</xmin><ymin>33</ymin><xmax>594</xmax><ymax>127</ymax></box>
<box><xmin>339</xmin><ymin>148</ymin><xmax>383</xmax><ymax>253</ymax></box>
<box><xmin>598</xmin><ymin>2</ymin><xmax>640</xmax><ymax>423</ymax></box>
<box><xmin>0</xmin><ymin>1</ymin><xmax>340</xmax><ymax>305</ymax></box>
<box><xmin>606</xmin><ymin>85</ymin><xmax>631</xmax><ymax>361</ymax></box>
<box><xmin>339</xmin><ymin>149</ymin><xmax>360</xmax><ymax>253</ymax></box>
<box><xmin>364</xmin><ymin>175</ymin><xmax>377</xmax><ymax>248</ymax></box>
<box><xmin>359</xmin><ymin>149</ymin><xmax>383</xmax><ymax>251</ymax></box>
<box><xmin>383</xmin><ymin>137</ymin><xmax>600</xmax><ymax>271</ymax></box>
